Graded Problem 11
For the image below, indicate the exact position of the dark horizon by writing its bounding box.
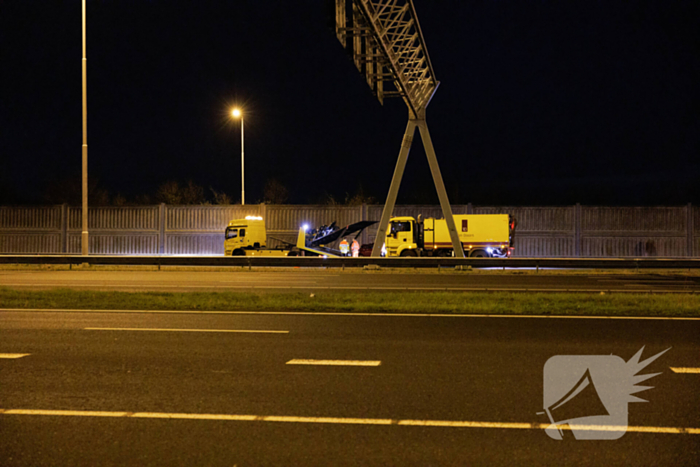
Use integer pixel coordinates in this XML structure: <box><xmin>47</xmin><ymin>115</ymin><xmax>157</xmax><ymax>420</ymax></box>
<box><xmin>2</xmin><ymin>1</ymin><xmax>698</xmax><ymax>207</ymax></box>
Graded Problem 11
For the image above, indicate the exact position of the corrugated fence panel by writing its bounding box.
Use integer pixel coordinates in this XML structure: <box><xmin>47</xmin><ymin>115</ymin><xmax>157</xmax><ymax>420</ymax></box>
<box><xmin>582</xmin><ymin>237</ymin><xmax>687</xmax><ymax>257</ymax></box>
<box><xmin>67</xmin><ymin>206</ymin><xmax>159</xmax><ymax>230</ymax></box>
<box><xmin>462</xmin><ymin>206</ymin><xmax>574</xmax><ymax>257</ymax></box>
<box><xmin>67</xmin><ymin>234</ymin><xmax>159</xmax><ymax>255</ymax></box>
<box><xmin>65</xmin><ymin>206</ymin><xmax>161</xmax><ymax>254</ymax></box>
<box><xmin>166</xmin><ymin>234</ymin><xmax>224</xmax><ymax>255</ymax></box>
<box><xmin>0</xmin><ymin>206</ymin><xmax>62</xmax><ymax>253</ymax></box>
<box><xmin>167</xmin><ymin>206</ymin><xmax>262</xmax><ymax>232</ymax></box>
<box><xmin>0</xmin><ymin>206</ymin><xmax>62</xmax><ymax>229</ymax></box>
<box><xmin>514</xmin><ymin>237</ymin><xmax>574</xmax><ymax>257</ymax></box>
<box><xmin>583</xmin><ymin>207</ymin><xmax>686</xmax><ymax>232</ymax></box>
<box><xmin>93</xmin><ymin>207</ymin><xmax>159</xmax><ymax>230</ymax></box>
<box><xmin>67</xmin><ymin>207</ymin><xmax>83</xmax><ymax>230</ymax></box>
<box><xmin>0</xmin><ymin>234</ymin><xmax>61</xmax><ymax>253</ymax></box>
<box><xmin>266</xmin><ymin>205</ymin><xmax>363</xmax><ymax>232</ymax></box>
<box><xmin>695</xmin><ymin>206</ymin><xmax>700</xmax><ymax>256</ymax></box>
<box><xmin>582</xmin><ymin>207</ymin><xmax>687</xmax><ymax>257</ymax></box>
<box><xmin>473</xmin><ymin>206</ymin><xmax>574</xmax><ymax>232</ymax></box>
<box><xmin>1</xmin><ymin>204</ymin><xmax>697</xmax><ymax>256</ymax></box>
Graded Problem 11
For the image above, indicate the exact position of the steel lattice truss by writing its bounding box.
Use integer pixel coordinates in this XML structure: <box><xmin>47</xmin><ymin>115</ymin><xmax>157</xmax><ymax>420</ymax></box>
<box><xmin>334</xmin><ymin>0</ymin><xmax>437</xmax><ymax>117</ymax></box>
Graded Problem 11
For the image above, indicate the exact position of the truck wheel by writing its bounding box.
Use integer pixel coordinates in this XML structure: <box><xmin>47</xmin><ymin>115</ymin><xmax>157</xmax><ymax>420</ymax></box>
<box><xmin>400</xmin><ymin>249</ymin><xmax>418</xmax><ymax>257</ymax></box>
<box><xmin>470</xmin><ymin>249</ymin><xmax>489</xmax><ymax>258</ymax></box>
<box><xmin>232</xmin><ymin>249</ymin><xmax>245</xmax><ymax>256</ymax></box>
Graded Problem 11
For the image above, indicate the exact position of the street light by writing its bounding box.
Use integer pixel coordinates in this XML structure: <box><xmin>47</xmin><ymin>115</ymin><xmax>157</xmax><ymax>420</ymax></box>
<box><xmin>231</xmin><ymin>108</ymin><xmax>244</xmax><ymax>205</ymax></box>
<box><xmin>81</xmin><ymin>0</ymin><xmax>89</xmax><ymax>255</ymax></box>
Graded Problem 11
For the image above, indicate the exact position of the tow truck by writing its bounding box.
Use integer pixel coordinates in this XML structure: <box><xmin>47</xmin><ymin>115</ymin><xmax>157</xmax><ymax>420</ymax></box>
<box><xmin>224</xmin><ymin>216</ymin><xmax>377</xmax><ymax>257</ymax></box>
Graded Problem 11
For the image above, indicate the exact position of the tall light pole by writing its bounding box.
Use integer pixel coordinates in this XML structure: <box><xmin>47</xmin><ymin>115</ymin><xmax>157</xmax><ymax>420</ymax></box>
<box><xmin>81</xmin><ymin>0</ymin><xmax>89</xmax><ymax>255</ymax></box>
<box><xmin>231</xmin><ymin>108</ymin><xmax>244</xmax><ymax>205</ymax></box>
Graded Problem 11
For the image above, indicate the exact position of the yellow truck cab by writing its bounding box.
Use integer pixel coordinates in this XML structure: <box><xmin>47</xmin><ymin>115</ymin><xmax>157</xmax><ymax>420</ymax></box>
<box><xmin>385</xmin><ymin>214</ymin><xmax>515</xmax><ymax>257</ymax></box>
<box><xmin>224</xmin><ymin>216</ymin><xmax>268</xmax><ymax>256</ymax></box>
<box><xmin>386</xmin><ymin>216</ymin><xmax>420</xmax><ymax>257</ymax></box>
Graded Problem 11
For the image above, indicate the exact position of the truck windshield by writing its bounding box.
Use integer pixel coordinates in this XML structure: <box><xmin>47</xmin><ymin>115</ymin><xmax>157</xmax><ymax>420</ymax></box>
<box><xmin>225</xmin><ymin>228</ymin><xmax>238</xmax><ymax>240</ymax></box>
<box><xmin>390</xmin><ymin>221</ymin><xmax>411</xmax><ymax>234</ymax></box>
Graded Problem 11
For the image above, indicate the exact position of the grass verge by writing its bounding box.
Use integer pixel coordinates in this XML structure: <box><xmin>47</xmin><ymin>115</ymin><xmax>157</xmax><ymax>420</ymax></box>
<box><xmin>1</xmin><ymin>287</ymin><xmax>699</xmax><ymax>317</ymax></box>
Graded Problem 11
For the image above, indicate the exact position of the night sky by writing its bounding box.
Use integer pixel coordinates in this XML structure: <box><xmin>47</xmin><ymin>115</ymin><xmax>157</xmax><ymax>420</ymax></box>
<box><xmin>1</xmin><ymin>1</ymin><xmax>698</xmax><ymax>206</ymax></box>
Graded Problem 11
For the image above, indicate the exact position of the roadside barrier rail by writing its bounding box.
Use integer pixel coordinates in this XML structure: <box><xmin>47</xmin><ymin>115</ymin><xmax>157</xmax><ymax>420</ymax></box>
<box><xmin>1</xmin><ymin>255</ymin><xmax>700</xmax><ymax>269</ymax></box>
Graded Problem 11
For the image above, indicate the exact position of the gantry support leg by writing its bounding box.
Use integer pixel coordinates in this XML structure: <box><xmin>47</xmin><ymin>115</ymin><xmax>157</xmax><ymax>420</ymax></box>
<box><xmin>417</xmin><ymin>119</ymin><xmax>465</xmax><ymax>258</ymax></box>
<box><xmin>371</xmin><ymin>118</ymin><xmax>464</xmax><ymax>258</ymax></box>
<box><xmin>371</xmin><ymin>119</ymin><xmax>417</xmax><ymax>257</ymax></box>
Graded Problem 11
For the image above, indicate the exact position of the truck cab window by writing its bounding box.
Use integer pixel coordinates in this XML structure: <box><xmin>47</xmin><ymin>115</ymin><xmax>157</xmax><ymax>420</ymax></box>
<box><xmin>239</xmin><ymin>229</ymin><xmax>246</xmax><ymax>238</ymax></box>
<box><xmin>390</xmin><ymin>221</ymin><xmax>411</xmax><ymax>234</ymax></box>
<box><xmin>225</xmin><ymin>228</ymin><xmax>238</xmax><ymax>240</ymax></box>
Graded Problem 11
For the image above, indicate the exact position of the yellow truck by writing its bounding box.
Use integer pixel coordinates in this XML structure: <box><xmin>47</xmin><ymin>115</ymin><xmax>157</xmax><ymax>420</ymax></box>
<box><xmin>224</xmin><ymin>217</ymin><xmax>377</xmax><ymax>257</ymax></box>
<box><xmin>384</xmin><ymin>214</ymin><xmax>516</xmax><ymax>257</ymax></box>
<box><xmin>224</xmin><ymin>216</ymin><xmax>295</xmax><ymax>256</ymax></box>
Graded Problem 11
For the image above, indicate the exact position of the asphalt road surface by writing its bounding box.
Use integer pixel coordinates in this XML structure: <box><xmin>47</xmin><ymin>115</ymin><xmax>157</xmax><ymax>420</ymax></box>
<box><xmin>1</xmin><ymin>269</ymin><xmax>700</xmax><ymax>293</ymax></box>
<box><xmin>1</xmin><ymin>309</ymin><xmax>698</xmax><ymax>466</ymax></box>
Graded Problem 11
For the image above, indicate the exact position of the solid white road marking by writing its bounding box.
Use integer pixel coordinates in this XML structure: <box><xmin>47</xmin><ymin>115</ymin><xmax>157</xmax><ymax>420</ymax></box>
<box><xmin>1</xmin><ymin>283</ymin><xmax>697</xmax><ymax>293</ymax></box>
<box><xmin>1</xmin><ymin>409</ymin><xmax>698</xmax><ymax>434</ymax></box>
<box><xmin>286</xmin><ymin>359</ymin><xmax>381</xmax><ymax>366</ymax></box>
<box><xmin>0</xmin><ymin>353</ymin><xmax>30</xmax><ymax>359</ymax></box>
<box><xmin>2</xmin><ymin>308</ymin><xmax>700</xmax><ymax>321</ymax></box>
<box><xmin>84</xmin><ymin>327</ymin><xmax>288</xmax><ymax>334</ymax></box>
<box><xmin>670</xmin><ymin>367</ymin><xmax>700</xmax><ymax>374</ymax></box>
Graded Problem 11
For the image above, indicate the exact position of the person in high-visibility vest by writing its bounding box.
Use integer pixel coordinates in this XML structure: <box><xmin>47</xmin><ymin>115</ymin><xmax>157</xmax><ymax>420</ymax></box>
<box><xmin>339</xmin><ymin>238</ymin><xmax>350</xmax><ymax>256</ymax></box>
<box><xmin>351</xmin><ymin>239</ymin><xmax>360</xmax><ymax>257</ymax></box>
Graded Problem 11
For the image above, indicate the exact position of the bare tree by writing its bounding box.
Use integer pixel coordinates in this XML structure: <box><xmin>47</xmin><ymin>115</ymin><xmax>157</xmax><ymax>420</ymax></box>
<box><xmin>210</xmin><ymin>187</ymin><xmax>233</xmax><ymax>205</ymax></box>
<box><xmin>263</xmin><ymin>178</ymin><xmax>289</xmax><ymax>204</ymax></box>
<box><xmin>182</xmin><ymin>180</ymin><xmax>207</xmax><ymax>204</ymax></box>
<box><xmin>43</xmin><ymin>176</ymin><xmax>111</xmax><ymax>205</ymax></box>
<box><xmin>155</xmin><ymin>180</ymin><xmax>207</xmax><ymax>205</ymax></box>
<box><xmin>344</xmin><ymin>184</ymin><xmax>376</xmax><ymax>205</ymax></box>
<box><xmin>155</xmin><ymin>181</ymin><xmax>183</xmax><ymax>205</ymax></box>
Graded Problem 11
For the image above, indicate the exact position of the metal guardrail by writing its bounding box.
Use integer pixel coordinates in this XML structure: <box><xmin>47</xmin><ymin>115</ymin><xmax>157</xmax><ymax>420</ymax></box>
<box><xmin>1</xmin><ymin>255</ymin><xmax>700</xmax><ymax>269</ymax></box>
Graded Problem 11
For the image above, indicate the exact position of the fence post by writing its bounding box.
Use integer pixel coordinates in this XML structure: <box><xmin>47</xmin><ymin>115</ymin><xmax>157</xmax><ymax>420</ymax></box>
<box><xmin>467</xmin><ymin>203</ymin><xmax>473</xmax><ymax>214</ymax></box>
<box><xmin>361</xmin><ymin>203</ymin><xmax>367</xmax><ymax>244</ymax></box>
<box><xmin>60</xmin><ymin>204</ymin><xmax>68</xmax><ymax>253</ymax></box>
<box><xmin>159</xmin><ymin>203</ymin><xmax>166</xmax><ymax>254</ymax></box>
<box><xmin>575</xmin><ymin>203</ymin><xmax>582</xmax><ymax>257</ymax></box>
<box><xmin>688</xmin><ymin>203</ymin><xmax>694</xmax><ymax>257</ymax></box>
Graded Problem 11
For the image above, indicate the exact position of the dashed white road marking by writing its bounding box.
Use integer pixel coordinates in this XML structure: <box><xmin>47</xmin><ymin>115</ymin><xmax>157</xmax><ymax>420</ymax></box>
<box><xmin>670</xmin><ymin>367</ymin><xmax>700</xmax><ymax>374</ymax></box>
<box><xmin>1</xmin><ymin>409</ymin><xmax>698</xmax><ymax>434</ymax></box>
<box><xmin>286</xmin><ymin>359</ymin><xmax>381</xmax><ymax>366</ymax></box>
<box><xmin>0</xmin><ymin>353</ymin><xmax>30</xmax><ymax>359</ymax></box>
<box><xmin>84</xmin><ymin>327</ymin><xmax>288</xmax><ymax>334</ymax></box>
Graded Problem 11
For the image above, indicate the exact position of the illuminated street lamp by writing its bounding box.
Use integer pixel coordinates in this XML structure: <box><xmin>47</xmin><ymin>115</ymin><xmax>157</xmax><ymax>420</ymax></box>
<box><xmin>231</xmin><ymin>108</ymin><xmax>245</xmax><ymax>205</ymax></box>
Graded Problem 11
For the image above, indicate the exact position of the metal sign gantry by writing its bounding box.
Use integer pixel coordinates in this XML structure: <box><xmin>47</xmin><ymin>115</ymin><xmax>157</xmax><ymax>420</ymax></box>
<box><xmin>333</xmin><ymin>0</ymin><xmax>464</xmax><ymax>257</ymax></box>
